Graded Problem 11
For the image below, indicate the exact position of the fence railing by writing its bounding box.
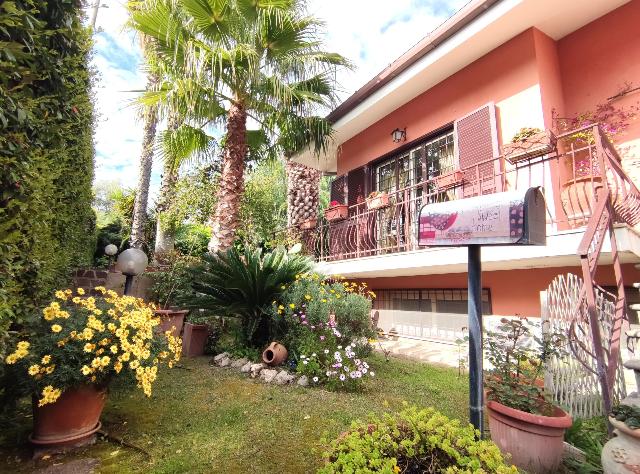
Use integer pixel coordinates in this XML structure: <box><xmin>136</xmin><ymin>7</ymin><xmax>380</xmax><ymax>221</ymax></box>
<box><xmin>285</xmin><ymin>124</ymin><xmax>639</xmax><ymax>263</ymax></box>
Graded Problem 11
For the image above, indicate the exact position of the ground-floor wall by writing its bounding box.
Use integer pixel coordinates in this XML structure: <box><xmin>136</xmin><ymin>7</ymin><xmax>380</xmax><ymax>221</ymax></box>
<box><xmin>362</xmin><ymin>263</ymin><xmax>640</xmax><ymax>318</ymax></box>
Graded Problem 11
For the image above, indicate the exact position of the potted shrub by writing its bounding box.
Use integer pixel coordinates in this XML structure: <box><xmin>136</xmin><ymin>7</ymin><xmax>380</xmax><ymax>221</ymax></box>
<box><xmin>324</xmin><ymin>200</ymin><xmax>348</xmax><ymax>222</ymax></box>
<box><xmin>485</xmin><ymin>318</ymin><xmax>572</xmax><ymax>474</ymax></box>
<box><xmin>365</xmin><ymin>191</ymin><xmax>389</xmax><ymax>210</ymax></box>
<box><xmin>435</xmin><ymin>169</ymin><xmax>464</xmax><ymax>189</ymax></box>
<box><xmin>503</xmin><ymin>127</ymin><xmax>557</xmax><ymax>164</ymax></box>
<box><xmin>3</xmin><ymin>287</ymin><xmax>181</xmax><ymax>449</ymax></box>
<box><xmin>149</xmin><ymin>253</ymin><xmax>198</xmax><ymax>337</ymax></box>
<box><xmin>182</xmin><ymin>311</ymin><xmax>212</xmax><ymax>358</ymax></box>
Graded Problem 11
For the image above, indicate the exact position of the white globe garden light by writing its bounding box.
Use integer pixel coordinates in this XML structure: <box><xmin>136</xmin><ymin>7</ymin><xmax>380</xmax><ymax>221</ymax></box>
<box><xmin>116</xmin><ymin>248</ymin><xmax>148</xmax><ymax>295</ymax></box>
<box><xmin>104</xmin><ymin>244</ymin><xmax>118</xmax><ymax>256</ymax></box>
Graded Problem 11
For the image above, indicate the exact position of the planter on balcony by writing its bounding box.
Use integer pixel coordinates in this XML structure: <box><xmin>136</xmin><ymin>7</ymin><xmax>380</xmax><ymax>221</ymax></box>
<box><xmin>560</xmin><ymin>176</ymin><xmax>603</xmax><ymax>226</ymax></box>
<box><xmin>503</xmin><ymin>129</ymin><xmax>557</xmax><ymax>164</ymax></box>
<box><xmin>299</xmin><ymin>218</ymin><xmax>317</xmax><ymax>230</ymax></box>
<box><xmin>365</xmin><ymin>192</ymin><xmax>389</xmax><ymax>210</ymax></box>
<box><xmin>435</xmin><ymin>170</ymin><xmax>464</xmax><ymax>190</ymax></box>
<box><xmin>324</xmin><ymin>204</ymin><xmax>348</xmax><ymax>222</ymax></box>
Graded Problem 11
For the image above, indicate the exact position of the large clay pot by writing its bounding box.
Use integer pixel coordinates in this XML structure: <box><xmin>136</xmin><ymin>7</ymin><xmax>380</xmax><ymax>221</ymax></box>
<box><xmin>560</xmin><ymin>176</ymin><xmax>603</xmax><ymax>226</ymax></box>
<box><xmin>602</xmin><ymin>417</ymin><xmax>640</xmax><ymax>473</ymax></box>
<box><xmin>30</xmin><ymin>384</ymin><xmax>107</xmax><ymax>447</ymax></box>
<box><xmin>262</xmin><ymin>342</ymin><xmax>288</xmax><ymax>366</ymax></box>
<box><xmin>182</xmin><ymin>322</ymin><xmax>209</xmax><ymax>357</ymax></box>
<box><xmin>155</xmin><ymin>309</ymin><xmax>188</xmax><ymax>337</ymax></box>
<box><xmin>486</xmin><ymin>400</ymin><xmax>572</xmax><ymax>474</ymax></box>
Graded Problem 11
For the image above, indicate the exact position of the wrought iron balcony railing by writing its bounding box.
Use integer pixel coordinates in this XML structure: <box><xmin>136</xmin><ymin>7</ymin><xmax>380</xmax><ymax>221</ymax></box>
<box><xmin>285</xmin><ymin>125</ymin><xmax>640</xmax><ymax>263</ymax></box>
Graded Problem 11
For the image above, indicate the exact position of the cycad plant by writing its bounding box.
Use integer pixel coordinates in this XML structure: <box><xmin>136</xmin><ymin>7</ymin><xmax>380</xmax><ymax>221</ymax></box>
<box><xmin>182</xmin><ymin>246</ymin><xmax>312</xmax><ymax>348</ymax></box>
<box><xmin>128</xmin><ymin>0</ymin><xmax>349</xmax><ymax>252</ymax></box>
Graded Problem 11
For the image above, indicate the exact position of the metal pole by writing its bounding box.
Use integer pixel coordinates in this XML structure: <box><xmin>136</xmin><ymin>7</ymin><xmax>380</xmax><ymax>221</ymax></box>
<box><xmin>124</xmin><ymin>274</ymin><xmax>134</xmax><ymax>296</ymax></box>
<box><xmin>468</xmin><ymin>244</ymin><xmax>484</xmax><ymax>435</ymax></box>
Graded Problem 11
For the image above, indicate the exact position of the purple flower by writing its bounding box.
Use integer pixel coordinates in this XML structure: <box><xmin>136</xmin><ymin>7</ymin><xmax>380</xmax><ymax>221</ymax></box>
<box><xmin>319</xmin><ymin>335</ymin><xmax>325</xmax><ymax>341</ymax></box>
<box><xmin>339</xmin><ymin>374</ymin><xmax>346</xmax><ymax>381</ymax></box>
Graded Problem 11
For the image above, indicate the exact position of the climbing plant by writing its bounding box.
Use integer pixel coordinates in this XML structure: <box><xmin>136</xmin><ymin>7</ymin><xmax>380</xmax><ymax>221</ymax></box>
<box><xmin>0</xmin><ymin>1</ymin><xmax>96</xmax><ymax>338</ymax></box>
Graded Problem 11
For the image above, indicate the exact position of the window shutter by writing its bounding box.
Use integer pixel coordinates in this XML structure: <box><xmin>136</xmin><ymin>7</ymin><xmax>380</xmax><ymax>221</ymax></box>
<box><xmin>330</xmin><ymin>174</ymin><xmax>347</xmax><ymax>205</ymax></box>
<box><xmin>347</xmin><ymin>166</ymin><xmax>367</xmax><ymax>209</ymax></box>
<box><xmin>454</xmin><ymin>103</ymin><xmax>501</xmax><ymax>196</ymax></box>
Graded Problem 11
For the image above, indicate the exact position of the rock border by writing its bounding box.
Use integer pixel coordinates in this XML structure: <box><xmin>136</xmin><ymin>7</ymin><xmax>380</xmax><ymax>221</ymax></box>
<box><xmin>211</xmin><ymin>352</ymin><xmax>309</xmax><ymax>386</ymax></box>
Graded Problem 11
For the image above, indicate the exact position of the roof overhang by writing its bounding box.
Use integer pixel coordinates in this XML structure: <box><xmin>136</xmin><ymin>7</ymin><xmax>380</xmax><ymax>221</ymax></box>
<box><xmin>293</xmin><ymin>0</ymin><xmax>630</xmax><ymax>172</ymax></box>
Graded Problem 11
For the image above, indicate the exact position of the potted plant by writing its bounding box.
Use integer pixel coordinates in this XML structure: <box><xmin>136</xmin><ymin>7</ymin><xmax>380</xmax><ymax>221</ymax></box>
<box><xmin>365</xmin><ymin>191</ymin><xmax>389</xmax><ymax>210</ymax></box>
<box><xmin>503</xmin><ymin>127</ymin><xmax>557</xmax><ymax>164</ymax></box>
<box><xmin>484</xmin><ymin>318</ymin><xmax>572</xmax><ymax>474</ymax></box>
<box><xmin>324</xmin><ymin>200</ymin><xmax>348</xmax><ymax>222</ymax></box>
<box><xmin>3</xmin><ymin>287</ymin><xmax>181</xmax><ymax>449</ymax></box>
<box><xmin>435</xmin><ymin>169</ymin><xmax>464</xmax><ymax>189</ymax></box>
<box><xmin>149</xmin><ymin>253</ymin><xmax>198</xmax><ymax>337</ymax></box>
<box><xmin>182</xmin><ymin>311</ymin><xmax>212</xmax><ymax>358</ymax></box>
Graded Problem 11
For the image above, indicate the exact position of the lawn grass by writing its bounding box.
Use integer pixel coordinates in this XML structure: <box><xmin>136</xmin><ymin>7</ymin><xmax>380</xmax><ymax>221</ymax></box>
<box><xmin>0</xmin><ymin>353</ymin><xmax>468</xmax><ymax>473</ymax></box>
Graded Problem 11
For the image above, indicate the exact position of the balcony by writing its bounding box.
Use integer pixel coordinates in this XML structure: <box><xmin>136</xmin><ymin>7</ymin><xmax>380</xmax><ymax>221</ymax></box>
<box><xmin>287</xmin><ymin>125</ymin><xmax>640</xmax><ymax>263</ymax></box>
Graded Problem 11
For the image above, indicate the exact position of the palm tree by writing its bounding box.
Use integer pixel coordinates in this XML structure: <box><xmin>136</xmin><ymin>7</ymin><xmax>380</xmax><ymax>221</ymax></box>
<box><xmin>128</xmin><ymin>0</ymin><xmax>349</xmax><ymax>252</ymax></box>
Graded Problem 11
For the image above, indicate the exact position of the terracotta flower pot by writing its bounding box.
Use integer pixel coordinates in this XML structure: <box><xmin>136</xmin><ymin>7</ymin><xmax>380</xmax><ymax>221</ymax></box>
<box><xmin>503</xmin><ymin>130</ymin><xmax>557</xmax><ymax>164</ymax></box>
<box><xmin>299</xmin><ymin>218</ymin><xmax>317</xmax><ymax>230</ymax></box>
<box><xmin>324</xmin><ymin>205</ymin><xmax>348</xmax><ymax>222</ymax></box>
<box><xmin>366</xmin><ymin>193</ymin><xmax>389</xmax><ymax>210</ymax></box>
<box><xmin>435</xmin><ymin>170</ymin><xmax>464</xmax><ymax>190</ymax></box>
<box><xmin>155</xmin><ymin>309</ymin><xmax>188</xmax><ymax>337</ymax></box>
<box><xmin>486</xmin><ymin>399</ymin><xmax>572</xmax><ymax>474</ymax></box>
<box><xmin>182</xmin><ymin>322</ymin><xmax>209</xmax><ymax>357</ymax></box>
<box><xmin>560</xmin><ymin>176</ymin><xmax>604</xmax><ymax>226</ymax></box>
<box><xmin>30</xmin><ymin>384</ymin><xmax>107</xmax><ymax>448</ymax></box>
<box><xmin>262</xmin><ymin>342</ymin><xmax>288</xmax><ymax>366</ymax></box>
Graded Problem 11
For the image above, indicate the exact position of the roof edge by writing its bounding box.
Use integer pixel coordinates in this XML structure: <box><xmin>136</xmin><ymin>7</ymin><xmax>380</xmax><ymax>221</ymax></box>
<box><xmin>326</xmin><ymin>0</ymin><xmax>503</xmax><ymax>124</ymax></box>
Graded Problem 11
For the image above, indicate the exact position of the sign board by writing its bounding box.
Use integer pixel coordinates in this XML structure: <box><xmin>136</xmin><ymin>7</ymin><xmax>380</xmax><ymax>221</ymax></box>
<box><xmin>418</xmin><ymin>187</ymin><xmax>546</xmax><ymax>246</ymax></box>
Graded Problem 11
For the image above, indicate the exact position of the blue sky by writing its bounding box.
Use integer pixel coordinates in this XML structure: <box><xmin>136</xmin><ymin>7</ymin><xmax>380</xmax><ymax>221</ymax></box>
<box><xmin>90</xmin><ymin>0</ymin><xmax>468</xmax><ymax>202</ymax></box>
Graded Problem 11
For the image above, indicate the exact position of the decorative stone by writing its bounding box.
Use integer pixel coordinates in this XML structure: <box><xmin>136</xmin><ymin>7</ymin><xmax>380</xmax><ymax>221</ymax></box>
<box><xmin>297</xmin><ymin>375</ymin><xmax>309</xmax><ymax>387</ymax></box>
<box><xmin>213</xmin><ymin>352</ymin><xmax>230</xmax><ymax>363</ymax></box>
<box><xmin>218</xmin><ymin>357</ymin><xmax>231</xmax><ymax>368</ymax></box>
<box><xmin>250</xmin><ymin>363</ymin><xmax>265</xmax><ymax>378</ymax></box>
<box><xmin>274</xmin><ymin>370</ymin><xmax>296</xmax><ymax>385</ymax></box>
<box><xmin>260</xmin><ymin>369</ymin><xmax>278</xmax><ymax>383</ymax></box>
<box><xmin>240</xmin><ymin>362</ymin><xmax>253</xmax><ymax>373</ymax></box>
<box><xmin>231</xmin><ymin>357</ymin><xmax>249</xmax><ymax>369</ymax></box>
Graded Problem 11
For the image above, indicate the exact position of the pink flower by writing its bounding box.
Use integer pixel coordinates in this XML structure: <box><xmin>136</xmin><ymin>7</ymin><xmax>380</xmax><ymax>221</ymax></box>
<box><xmin>319</xmin><ymin>335</ymin><xmax>325</xmax><ymax>341</ymax></box>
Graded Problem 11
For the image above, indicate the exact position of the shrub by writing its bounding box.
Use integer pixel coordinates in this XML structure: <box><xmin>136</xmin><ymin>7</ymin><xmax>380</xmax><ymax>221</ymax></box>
<box><xmin>0</xmin><ymin>0</ymin><xmax>96</xmax><ymax>334</ymax></box>
<box><xmin>149</xmin><ymin>253</ymin><xmax>199</xmax><ymax>309</ymax></box>
<box><xmin>182</xmin><ymin>246</ymin><xmax>312</xmax><ymax>348</ymax></box>
<box><xmin>320</xmin><ymin>406</ymin><xmax>518</xmax><ymax>473</ymax></box>
<box><xmin>3</xmin><ymin>287</ymin><xmax>181</xmax><ymax>406</ymax></box>
<box><xmin>274</xmin><ymin>273</ymin><xmax>375</xmax><ymax>344</ymax></box>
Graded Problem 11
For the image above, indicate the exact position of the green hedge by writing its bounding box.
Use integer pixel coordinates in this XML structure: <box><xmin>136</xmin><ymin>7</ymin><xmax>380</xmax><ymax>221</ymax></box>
<box><xmin>0</xmin><ymin>0</ymin><xmax>96</xmax><ymax>335</ymax></box>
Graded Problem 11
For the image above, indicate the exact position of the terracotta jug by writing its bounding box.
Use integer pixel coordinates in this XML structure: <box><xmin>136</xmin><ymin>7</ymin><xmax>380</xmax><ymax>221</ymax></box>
<box><xmin>262</xmin><ymin>342</ymin><xmax>288</xmax><ymax>366</ymax></box>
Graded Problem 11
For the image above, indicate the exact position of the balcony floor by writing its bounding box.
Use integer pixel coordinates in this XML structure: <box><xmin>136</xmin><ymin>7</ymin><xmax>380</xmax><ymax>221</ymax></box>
<box><xmin>315</xmin><ymin>225</ymin><xmax>640</xmax><ymax>279</ymax></box>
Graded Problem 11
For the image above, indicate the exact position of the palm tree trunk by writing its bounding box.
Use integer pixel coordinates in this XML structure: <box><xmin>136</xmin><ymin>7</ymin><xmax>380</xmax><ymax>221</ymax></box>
<box><xmin>285</xmin><ymin>160</ymin><xmax>321</xmax><ymax>227</ymax></box>
<box><xmin>154</xmin><ymin>115</ymin><xmax>180</xmax><ymax>261</ymax></box>
<box><xmin>208</xmin><ymin>100</ymin><xmax>247</xmax><ymax>252</ymax></box>
<box><xmin>130</xmin><ymin>75</ymin><xmax>158</xmax><ymax>250</ymax></box>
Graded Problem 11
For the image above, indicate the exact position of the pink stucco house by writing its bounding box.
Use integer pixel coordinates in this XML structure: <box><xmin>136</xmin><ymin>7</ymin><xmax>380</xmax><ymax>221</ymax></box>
<box><xmin>293</xmin><ymin>0</ymin><xmax>640</xmax><ymax>342</ymax></box>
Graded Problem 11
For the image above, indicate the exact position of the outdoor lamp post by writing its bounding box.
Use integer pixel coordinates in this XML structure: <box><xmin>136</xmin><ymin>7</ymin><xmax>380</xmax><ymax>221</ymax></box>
<box><xmin>116</xmin><ymin>248</ymin><xmax>148</xmax><ymax>296</ymax></box>
<box><xmin>104</xmin><ymin>243</ymin><xmax>117</xmax><ymax>268</ymax></box>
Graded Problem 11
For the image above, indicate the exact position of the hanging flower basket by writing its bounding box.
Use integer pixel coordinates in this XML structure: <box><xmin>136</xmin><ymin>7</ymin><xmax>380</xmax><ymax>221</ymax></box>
<box><xmin>503</xmin><ymin>129</ymin><xmax>557</xmax><ymax>164</ymax></box>
<box><xmin>435</xmin><ymin>170</ymin><xmax>464</xmax><ymax>190</ymax></box>
<box><xmin>324</xmin><ymin>204</ymin><xmax>348</xmax><ymax>222</ymax></box>
<box><xmin>299</xmin><ymin>218</ymin><xmax>317</xmax><ymax>230</ymax></box>
<box><xmin>366</xmin><ymin>192</ymin><xmax>389</xmax><ymax>210</ymax></box>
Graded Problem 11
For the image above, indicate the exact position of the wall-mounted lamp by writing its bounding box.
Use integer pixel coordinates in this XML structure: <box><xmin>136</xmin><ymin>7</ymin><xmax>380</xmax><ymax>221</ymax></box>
<box><xmin>391</xmin><ymin>128</ymin><xmax>406</xmax><ymax>143</ymax></box>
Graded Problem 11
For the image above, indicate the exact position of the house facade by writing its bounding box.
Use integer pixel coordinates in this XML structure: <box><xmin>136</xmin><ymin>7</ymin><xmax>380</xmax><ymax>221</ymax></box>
<box><xmin>293</xmin><ymin>0</ymin><xmax>640</xmax><ymax>341</ymax></box>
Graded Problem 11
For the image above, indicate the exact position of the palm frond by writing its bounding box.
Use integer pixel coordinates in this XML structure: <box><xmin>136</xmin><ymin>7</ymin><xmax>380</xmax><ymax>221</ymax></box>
<box><xmin>156</xmin><ymin>124</ymin><xmax>219</xmax><ymax>171</ymax></box>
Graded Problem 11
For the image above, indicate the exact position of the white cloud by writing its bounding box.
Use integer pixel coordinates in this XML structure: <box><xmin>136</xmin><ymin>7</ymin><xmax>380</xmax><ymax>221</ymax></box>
<box><xmin>90</xmin><ymin>1</ymin><xmax>467</xmax><ymax>197</ymax></box>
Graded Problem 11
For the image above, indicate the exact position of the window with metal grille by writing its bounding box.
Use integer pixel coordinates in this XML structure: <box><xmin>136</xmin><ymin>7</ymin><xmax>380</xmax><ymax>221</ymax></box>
<box><xmin>374</xmin><ymin>288</ymin><xmax>492</xmax><ymax>315</ymax></box>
